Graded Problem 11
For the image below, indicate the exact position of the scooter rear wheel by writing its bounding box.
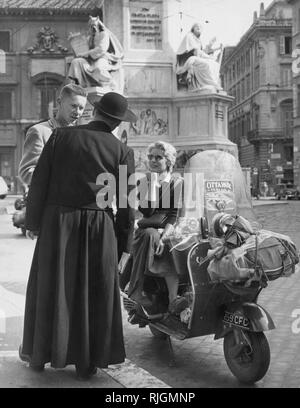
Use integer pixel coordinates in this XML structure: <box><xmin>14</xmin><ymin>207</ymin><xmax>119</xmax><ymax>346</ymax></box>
<box><xmin>223</xmin><ymin>331</ymin><xmax>270</xmax><ymax>384</ymax></box>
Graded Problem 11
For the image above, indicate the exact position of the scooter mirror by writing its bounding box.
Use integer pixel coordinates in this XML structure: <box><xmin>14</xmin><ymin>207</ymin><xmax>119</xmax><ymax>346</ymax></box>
<box><xmin>201</xmin><ymin>216</ymin><xmax>209</xmax><ymax>239</ymax></box>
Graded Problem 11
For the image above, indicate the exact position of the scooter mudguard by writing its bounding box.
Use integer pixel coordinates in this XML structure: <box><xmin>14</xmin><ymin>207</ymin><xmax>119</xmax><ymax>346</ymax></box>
<box><xmin>214</xmin><ymin>302</ymin><xmax>275</xmax><ymax>339</ymax></box>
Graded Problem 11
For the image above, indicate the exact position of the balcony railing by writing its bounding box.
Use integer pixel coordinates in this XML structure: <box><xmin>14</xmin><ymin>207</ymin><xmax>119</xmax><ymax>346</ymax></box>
<box><xmin>247</xmin><ymin>128</ymin><xmax>293</xmax><ymax>142</ymax></box>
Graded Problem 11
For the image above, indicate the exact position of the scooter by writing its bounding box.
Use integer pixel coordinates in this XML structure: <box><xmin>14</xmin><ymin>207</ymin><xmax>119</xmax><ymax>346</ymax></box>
<box><xmin>121</xmin><ymin>150</ymin><xmax>276</xmax><ymax>385</ymax></box>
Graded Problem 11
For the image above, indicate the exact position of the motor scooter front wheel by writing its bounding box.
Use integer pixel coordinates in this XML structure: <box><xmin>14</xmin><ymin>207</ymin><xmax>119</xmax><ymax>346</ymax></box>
<box><xmin>223</xmin><ymin>331</ymin><xmax>270</xmax><ymax>384</ymax></box>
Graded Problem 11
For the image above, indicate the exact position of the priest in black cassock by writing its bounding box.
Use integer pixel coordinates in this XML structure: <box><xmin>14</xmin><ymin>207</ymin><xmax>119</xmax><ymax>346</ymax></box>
<box><xmin>19</xmin><ymin>92</ymin><xmax>136</xmax><ymax>380</ymax></box>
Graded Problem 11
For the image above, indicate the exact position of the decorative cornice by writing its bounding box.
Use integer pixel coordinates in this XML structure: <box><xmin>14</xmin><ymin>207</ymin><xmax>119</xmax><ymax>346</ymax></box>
<box><xmin>223</xmin><ymin>18</ymin><xmax>292</xmax><ymax>65</ymax></box>
<box><xmin>0</xmin><ymin>8</ymin><xmax>100</xmax><ymax>16</ymax></box>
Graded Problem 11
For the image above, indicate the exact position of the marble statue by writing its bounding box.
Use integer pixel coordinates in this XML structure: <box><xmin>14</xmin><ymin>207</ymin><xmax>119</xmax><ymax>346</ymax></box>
<box><xmin>176</xmin><ymin>23</ymin><xmax>223</xmax><ymax>92</ymax></box>
<box><xmin>68</xmin><ymin>16</ymin><xmax>124</xmax><ymax>92</ymax></box>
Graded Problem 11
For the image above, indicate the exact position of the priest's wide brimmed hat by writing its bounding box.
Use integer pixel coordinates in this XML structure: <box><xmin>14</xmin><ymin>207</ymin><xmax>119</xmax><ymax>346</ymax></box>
<box><xmin>93</xmin><ymin>92</ymin><xmax>137</xmax><ymax>123</ymax></box>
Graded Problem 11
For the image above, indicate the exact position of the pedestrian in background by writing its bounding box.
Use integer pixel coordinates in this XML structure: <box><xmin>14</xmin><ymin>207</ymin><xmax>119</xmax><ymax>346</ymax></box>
<box><xmin>19</xmin><ymin>83</ymin><xmax>87</xmax><ymax>186</ymax></box>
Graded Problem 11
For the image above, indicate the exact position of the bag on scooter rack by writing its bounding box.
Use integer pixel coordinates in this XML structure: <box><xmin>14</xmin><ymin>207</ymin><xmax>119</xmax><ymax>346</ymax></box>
<box><xmin>207</xmin><ymin>230</ymin><xmax>299</xmax><ymax>284</ymax></box>
<box><xmin>244</xmin><ymin>230</ymin><xmax>299</xmax><ymax>281</ymax></box>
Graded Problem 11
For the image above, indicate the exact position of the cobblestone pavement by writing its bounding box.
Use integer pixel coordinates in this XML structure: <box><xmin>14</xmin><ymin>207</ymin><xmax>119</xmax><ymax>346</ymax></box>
<box><xmin>123</xmin><ymin>201</ymin><xmax>300</xmax><ymax>388</ymax></box>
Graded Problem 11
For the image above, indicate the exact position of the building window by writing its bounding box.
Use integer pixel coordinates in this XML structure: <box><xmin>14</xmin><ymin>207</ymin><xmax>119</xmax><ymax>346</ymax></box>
<box><xmin>280</xmin><ymin>36</ymin><xmax>292</xmax><ymax>55</ymax></box>
<box><xmin>253</xmin><ymin>106</ymin><xmax>259</xmax><ymax>130</ymax></box>
<box><xmin>297</xmin><ymin>85</ymin><xmax>300</xmax><ymax>116</ymax></box>
<box><xmin>241</xmin><ymin>78</ymin><xmax>245</xmax><ymax>100</ymax></box>
<box><xmin>0</xmin><ymin>90</ymin><xmax>12</xmax><ymax>119</ymax></box>
<box><xmin>237</xmin><ymin>59</ymin><xmax>240</xmax><ymax>77</ymax></box>
<box><xmin>246</xmin><ymin>49</ymin><xmax>250</xmax><ymax>67</ymax></box>
<box><xmin>232</xmin><ymin>64</ymin><xmax>236</xmax><ymax>81</ymax></box>
<box><xmin>36</xmin><ymin>77</ymin><xmax>62</xmax><ymax>119</ymax></box>
<box><xmin>281</xmin><ymin>65</ymin><xmax>292</xmax><ymax>87</ymax></box>
<box><xmin>254</xmin><ymin>66</ymin><xmax>260</xmax><ymax>90</ymax></box>
<box><xmin>0</xmin><ymin>31</ymin><xmax>10</xmax><ymax>52</ymax></box>
<box><xmin>284</xmin><ymin>145</ymin><xmax>293</xmax><ymax>162</ymax></box>
<box><xmin>285</xmin><ymin>37</ymin><xmax>292</xmax><ymax>54</ymax></box>
<box><xmin>40</xmin><ymin>88</ymin><xmax>58</xmax><ymax>119</ymax></box>
<box><xmin>281</xmin><ymin>102</ymin><xmax>293</xmax><ymax>138</ymax></box>
<box><xmin>241</xmin><ymin>55</ymin><xmax>245</xmax><ymax>74</ymax></box>
<box><xmin>246</xmin><ymin>74</ymin><xmax>251</xmax><ymax>96</ymax></box>
<box><xmin>246</xmin><ymin>112</ymin><xmax>251</xmax><ymax>134</ymax></box>
<box><xmin>236</xmin><ymin>82</ymin><xmax>240</xmax><ymax>103</ymax></box>
<box><xmin>0</xmin><ymin>151</ymin><xmax>12</xmax><ymax>178</ymax></box>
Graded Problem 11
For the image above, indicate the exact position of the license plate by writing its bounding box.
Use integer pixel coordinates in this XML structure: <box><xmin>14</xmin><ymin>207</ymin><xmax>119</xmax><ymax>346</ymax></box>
<box><xmin>223</xmin><ymin>311</ymin><xmax>250</xmax><ymax>328</ymax></box>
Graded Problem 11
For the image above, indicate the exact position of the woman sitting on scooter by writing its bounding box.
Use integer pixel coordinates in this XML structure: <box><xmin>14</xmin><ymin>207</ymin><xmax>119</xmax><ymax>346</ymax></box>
<box><xmin>128</xmin><ymin>141</ymin><xmax>186</xmax><ymax>314</ymax></box>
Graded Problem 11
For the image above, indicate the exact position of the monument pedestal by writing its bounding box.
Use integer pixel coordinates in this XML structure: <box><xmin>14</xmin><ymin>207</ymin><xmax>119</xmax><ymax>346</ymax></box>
<box><xmin>118</xmin><ymin>89</ymin><xmax>237</xmax><ymax>170</ymax></box>
<box><xmin>173</xmin><ymin>90</ymin><xmax>238</xmax><ymax>161</ymax></box>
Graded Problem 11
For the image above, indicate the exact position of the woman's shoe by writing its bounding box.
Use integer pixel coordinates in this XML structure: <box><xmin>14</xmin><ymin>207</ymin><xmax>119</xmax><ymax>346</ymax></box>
<box><xmin>168</xmin><ymin>297</ymin><xmax>188</xmax><ymax>315</ymax></box>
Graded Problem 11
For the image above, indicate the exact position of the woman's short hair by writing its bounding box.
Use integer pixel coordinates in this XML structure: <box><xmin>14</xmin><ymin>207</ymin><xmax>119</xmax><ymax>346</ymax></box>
<box><xmin>191</xmin><ymin>23</ymin><xmax>202</xmax><ymax>34</ymax></box>
<box><xmin>59</xmin><ymin>83</ymin><xmax>88</xmax><ymax>99</ymax></box>
<box><xmin>147</xmin><ymin>141</ymin><xmax>177</xmax><ymax>171</ymax></box>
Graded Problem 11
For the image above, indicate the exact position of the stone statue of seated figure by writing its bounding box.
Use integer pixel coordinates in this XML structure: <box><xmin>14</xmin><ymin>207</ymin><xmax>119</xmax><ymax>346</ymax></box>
<box><xmin>176</xmin><ymin>23</ymin><xmax>223</xmax><ymax>92</ymax></box>
<box><xmin>68</xmin><ymin>16</ymin><xmax>124</xmax><ymax>92</ymax></box>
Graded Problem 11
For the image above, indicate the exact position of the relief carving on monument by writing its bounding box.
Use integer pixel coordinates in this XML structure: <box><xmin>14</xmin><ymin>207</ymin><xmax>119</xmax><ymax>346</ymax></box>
<box><xmin>67</xmin><ymin>16</ymin><xmax>124</xmax><ymax>93</ymax></box>
<box><xmin>27</xmin><ymin>26</ymin><xmax>68</xmax><ymax>54</ymax></box>
<box><xmin>129</xmin><ymin>107</ymin><xmax>168</xmax><ymax>137</ymax></box>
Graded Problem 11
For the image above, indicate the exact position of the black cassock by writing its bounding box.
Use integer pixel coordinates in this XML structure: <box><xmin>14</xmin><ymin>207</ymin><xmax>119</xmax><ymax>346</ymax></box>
<box><xmin>21</xmin><ymin>121</ymin><xmax>135</xmax><ymax>370</ymax></box>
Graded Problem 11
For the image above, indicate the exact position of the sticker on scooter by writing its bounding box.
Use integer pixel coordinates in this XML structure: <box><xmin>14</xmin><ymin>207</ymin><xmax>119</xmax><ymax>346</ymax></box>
<box><xmin>223</xmin><ymin>311</ymin><xmax>250</xmax><ymax>328</ymax></box>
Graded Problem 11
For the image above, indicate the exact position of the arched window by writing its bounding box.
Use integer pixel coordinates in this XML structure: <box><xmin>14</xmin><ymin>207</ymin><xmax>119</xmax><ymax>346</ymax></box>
<box><xmin>33</xmin><ymin>74</ymin><xmax>63</xmax><ymax>119</ymax></box>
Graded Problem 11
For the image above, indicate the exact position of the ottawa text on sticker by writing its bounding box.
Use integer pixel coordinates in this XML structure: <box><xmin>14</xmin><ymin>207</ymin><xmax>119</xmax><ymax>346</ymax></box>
<box><xmin>205</xmin><ymin>180</ymin><xmax>233</xmax><ymax>192</ymax></box>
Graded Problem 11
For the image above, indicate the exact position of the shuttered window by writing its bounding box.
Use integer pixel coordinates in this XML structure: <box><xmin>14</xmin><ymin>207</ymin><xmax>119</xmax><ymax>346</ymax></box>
<box><xmin>0</xmin><ymin>31</ymin><xmax>10</xmax><ymax>52</ymax></box>
<box><xmin>280</xmin><ymin>36</ymin><xmax>292</xmax><ymax>55</ymax></box>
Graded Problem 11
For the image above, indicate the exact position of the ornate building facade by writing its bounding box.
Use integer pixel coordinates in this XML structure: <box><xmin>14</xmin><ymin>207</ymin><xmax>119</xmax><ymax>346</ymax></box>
<box><xmin>220</xmin><ymin>0</ymin><xmax>293</xmax><ymax>194</ymax></box>
<box><xmin>0</xmin><ymin>0</ymin><xmax>235</xmax><ymax>192</ymax></box>
<box><xmin>0</xmin><ymin>0</ymin><xmax>103</xmax><ymax>192</ymax></box>
<box><xmin>287</xmin><ymin>0</ymin><xmax>300</xmax><ymax>190</ymax></box>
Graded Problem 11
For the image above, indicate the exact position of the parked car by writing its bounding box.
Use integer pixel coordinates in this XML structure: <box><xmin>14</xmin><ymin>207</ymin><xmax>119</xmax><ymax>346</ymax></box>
<box><xmin>274</xmin><ymin>183</ymin><xmax>300</xmax><ymax>200</ymax></box>
<box><xmin>285</xmin><ymin>185</ymin><xmax>300</xmax><ymax>200</ymax></box>
<box><xmin>0</xmin><ymin>176</ymin><xmax>8</xmax><ymax>199</ymax></box>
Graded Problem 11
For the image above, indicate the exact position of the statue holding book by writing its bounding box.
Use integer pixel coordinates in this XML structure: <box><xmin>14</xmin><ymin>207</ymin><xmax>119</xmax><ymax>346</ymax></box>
<box><xmin>176</xmin><ymin>23</ymin><xmax>223</xmax><ymax>92</ymax></box>
<box><xmin>68</xmin><ymin>16</ymin><xmax>124</xmax><ymax>92</ymax></box>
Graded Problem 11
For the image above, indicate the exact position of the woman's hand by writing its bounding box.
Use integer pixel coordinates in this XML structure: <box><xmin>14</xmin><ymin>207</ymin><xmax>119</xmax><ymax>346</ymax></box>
<box><xmin>77</xmin><ymin>51</ymin><xmax>90</xmax><ymax>58</ymax></box>
<box><xmin>118</xmin><ymin>252</ymin><xmax>131</xmax><ymax>275</ymax></box>
<box><xmin>155</xmin><ymin>239</ymin><xmax>165</xmax><ymax>256</ymax></box>
<box><xmin>26</xmin><ymin>230</ymin><xmax>38</xmax><ymax>240</ymax></box>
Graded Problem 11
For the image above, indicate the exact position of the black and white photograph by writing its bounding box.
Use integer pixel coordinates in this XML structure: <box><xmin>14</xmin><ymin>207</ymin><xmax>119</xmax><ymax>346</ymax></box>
<box><xmin>0</xmin><ymin>0</ymin><xmax>299</xmax><ymax>392</ymax></box>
